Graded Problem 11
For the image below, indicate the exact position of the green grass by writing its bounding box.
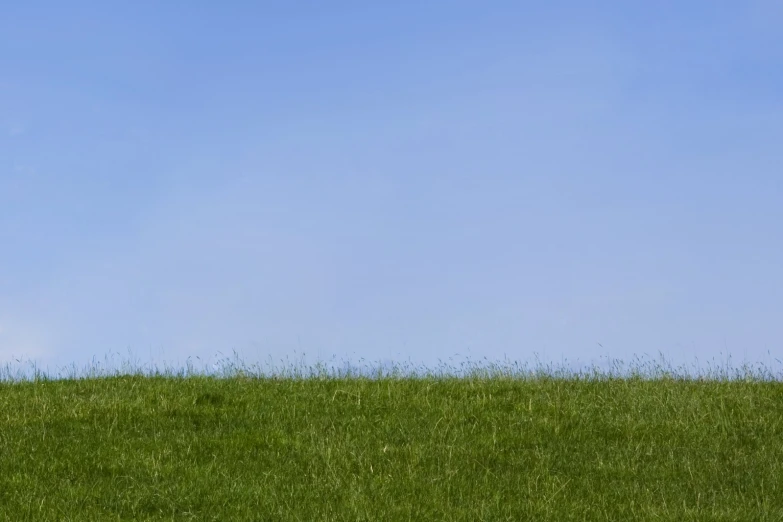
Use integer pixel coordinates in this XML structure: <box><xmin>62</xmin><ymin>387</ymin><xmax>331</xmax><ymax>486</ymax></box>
<box><xmin>1</xmin><ymin>356</ymin><xmax>783</xmax><ymax>520</ymax></box>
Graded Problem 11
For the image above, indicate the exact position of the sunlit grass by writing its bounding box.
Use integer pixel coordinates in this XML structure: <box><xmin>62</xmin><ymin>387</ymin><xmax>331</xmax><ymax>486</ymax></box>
<box><xmin>1</xmin><ymin>353</ymin><xmax>782</xmax><ymax>520</ymax></box>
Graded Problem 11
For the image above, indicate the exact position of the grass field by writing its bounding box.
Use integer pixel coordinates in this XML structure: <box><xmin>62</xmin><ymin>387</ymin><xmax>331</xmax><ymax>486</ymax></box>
<box><xmin>1</xmin><ymin>356</ymin><xmax>782</xmax><ymax>521</ymax></box>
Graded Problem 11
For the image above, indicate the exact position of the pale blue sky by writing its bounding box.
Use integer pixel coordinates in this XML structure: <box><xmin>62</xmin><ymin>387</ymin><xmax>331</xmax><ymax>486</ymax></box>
<box><xmin>1</xmin><ymin>2</ymin><xmax>782</xmax><ymax>375</ymax></box>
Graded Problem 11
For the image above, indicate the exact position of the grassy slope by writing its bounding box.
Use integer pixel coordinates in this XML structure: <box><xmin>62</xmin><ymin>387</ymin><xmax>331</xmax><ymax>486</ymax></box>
<box><xmin>1</xmin><ymin>374</ymin><xmax>782</xmax><ymax>521</ymax></box>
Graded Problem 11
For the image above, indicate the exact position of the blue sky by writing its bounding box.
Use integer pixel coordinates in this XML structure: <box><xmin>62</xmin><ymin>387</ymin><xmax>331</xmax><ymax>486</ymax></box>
<box><xmin>1</xmin><ymin>2</ymin><xmax>782</xmax><ymax>375</ymax></box>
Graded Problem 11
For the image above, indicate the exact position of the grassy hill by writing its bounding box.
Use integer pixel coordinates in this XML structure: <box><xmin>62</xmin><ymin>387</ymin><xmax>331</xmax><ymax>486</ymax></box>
<box><xmin>1</xmin><ymin>360</ymin><xmax>782</xmax><ymax>520</ymax></box>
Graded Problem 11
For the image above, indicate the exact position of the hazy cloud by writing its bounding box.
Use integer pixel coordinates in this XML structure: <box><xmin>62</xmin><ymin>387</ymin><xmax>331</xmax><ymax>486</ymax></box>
<box><xmin>0</xmin><ymin>317</ymin><xmax>53</xmax><ymax>365</ymax></box>
<box><xmin>5</xmin><ymin>122</ymin><xmax>27</xmax><ymax>137</ymax></box>
<box><xmin>12</xmin><ymin>163</ymin><xmax>36</xmax><ymax>175</ymax></box>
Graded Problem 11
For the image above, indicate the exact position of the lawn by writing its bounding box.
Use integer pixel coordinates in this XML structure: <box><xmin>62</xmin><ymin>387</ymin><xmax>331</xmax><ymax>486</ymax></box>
<box><xmin>1</xmin><ymin>359</ymin><xmax>782</xmax><ymax>520</ymax></box>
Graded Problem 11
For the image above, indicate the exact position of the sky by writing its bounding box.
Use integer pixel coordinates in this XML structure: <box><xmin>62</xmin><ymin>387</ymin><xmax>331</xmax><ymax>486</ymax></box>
<box><xmin>1</xmin><ymin>2</ymin><xmax>782</xmax><ymax>376</ymax></box>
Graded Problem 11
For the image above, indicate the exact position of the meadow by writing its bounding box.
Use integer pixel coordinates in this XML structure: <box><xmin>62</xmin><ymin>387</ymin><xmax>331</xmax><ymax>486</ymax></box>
<box><xmin>1</xmin><ymin>354</ymin><xmax>782</xmax><ymax>520</ymax></box>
